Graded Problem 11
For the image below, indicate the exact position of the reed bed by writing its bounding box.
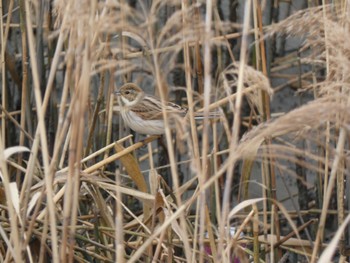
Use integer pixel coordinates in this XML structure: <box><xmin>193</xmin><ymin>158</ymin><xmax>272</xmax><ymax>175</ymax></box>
<box><xmin>0</xmin><ymin>0</ymin><xmax>349</xmax><ymax>262</ymax></box>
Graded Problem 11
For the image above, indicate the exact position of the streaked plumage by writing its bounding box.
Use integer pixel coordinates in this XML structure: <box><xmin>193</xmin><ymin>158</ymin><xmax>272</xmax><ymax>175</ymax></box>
<box><xmin>115</xmin><ymin>83</ymin><xmax>219</xmax><ymax>135</ymax></box>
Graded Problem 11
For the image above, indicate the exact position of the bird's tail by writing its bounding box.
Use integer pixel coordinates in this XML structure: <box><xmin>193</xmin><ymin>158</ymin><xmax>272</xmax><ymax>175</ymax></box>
<box><xmin>193</xmin><ymin>109</ymin><xmax>223</xmax><ymax>120</ymax></box>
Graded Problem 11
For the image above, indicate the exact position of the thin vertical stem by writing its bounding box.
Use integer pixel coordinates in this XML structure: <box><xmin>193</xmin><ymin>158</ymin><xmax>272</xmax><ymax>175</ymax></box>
<box><xmin>1</xmin><ymin>0</ymin><xmax>7</xmax><ymax>146</ymax></box>
<box><xmin>145</xmin><ymin>3</ymin><xmax>192</xmax><ymax>261</ymax></box>
<box><xmin>311</xmin><ymin>125</ymin><xmax>347</xmax><ymax>262</ymax></box>
<box><xmin>181</xmin><ymin>2</ymin><xmax>202</xmax><ymax>260</ymax></box>
<box><xmin>218</xmin><ymin>0</ymin><xmax>252</xmax><ymax>260</ymax></box>
<box><xmin>24</xmin><ymin>0</ymin><xmax>59</xmax><ymax>261</ymax></box>
<box><xmin>337</xmin><ymin>160</ymin><xmax>345</xmax><ymax>255</ymax></box>
<box><xmin>199</xmin><ymin>0</ymin><xmax>213</xmax><ymax>261</ymax></box>
<box><xmin>0</xmin><ymin>139</ymin><xmax>22</xmax><ymax>262</ymax></box>
<box><xmin>115</xmin><ymin>170</ymin><xmax>125</xmax><ymax>263</ymax></box>
<box><xmin>17</xmin><ymin>0</ymin><xmax>28</xmax><ymax>186</ymax></box>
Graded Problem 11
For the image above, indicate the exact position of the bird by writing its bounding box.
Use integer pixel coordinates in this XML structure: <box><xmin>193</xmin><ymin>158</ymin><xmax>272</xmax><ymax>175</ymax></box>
<box><xmin>115</xmin><ymin>83</ymin><xmax>220</xmax><ymax>135</ymax></box>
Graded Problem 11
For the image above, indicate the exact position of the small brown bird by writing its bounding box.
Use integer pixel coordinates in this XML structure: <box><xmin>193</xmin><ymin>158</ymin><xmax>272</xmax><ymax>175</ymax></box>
<box><xmin>115</xmin><ymin>83</ymin><xmax>219</xmax><ymax>135</ymax></box>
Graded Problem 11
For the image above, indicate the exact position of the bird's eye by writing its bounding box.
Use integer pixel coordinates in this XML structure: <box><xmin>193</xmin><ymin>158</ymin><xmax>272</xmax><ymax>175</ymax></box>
<box><xmin>125</xmin><ymin>91</ymin><xmax>130</xmax><ymax>95</ymax></box>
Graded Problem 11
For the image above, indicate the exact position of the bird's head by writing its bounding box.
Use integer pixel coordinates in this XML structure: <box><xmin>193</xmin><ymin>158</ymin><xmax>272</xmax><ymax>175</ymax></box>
<box><xmin>115</xmin><ymin>83</ymin><xmax>145</xmax><ymax>107</ymax></box>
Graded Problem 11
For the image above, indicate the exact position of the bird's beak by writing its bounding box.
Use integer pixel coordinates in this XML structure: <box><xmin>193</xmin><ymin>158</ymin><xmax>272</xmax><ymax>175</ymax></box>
<box><xmin>115</xmin><ymin>90</ymin><xmax>121</xmax><ymax>96</ymax></box>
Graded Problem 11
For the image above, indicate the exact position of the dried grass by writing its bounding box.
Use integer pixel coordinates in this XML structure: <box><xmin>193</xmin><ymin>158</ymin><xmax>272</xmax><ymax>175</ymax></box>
<box><xmin>1</xmin><ymin>0</ymin><xmax>350</xmax><ymax>262</ymax></box>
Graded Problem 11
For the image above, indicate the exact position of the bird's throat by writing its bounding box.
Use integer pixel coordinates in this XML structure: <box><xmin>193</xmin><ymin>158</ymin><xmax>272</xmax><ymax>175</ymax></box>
<box><xmin>120</xmin><ymin>93</ymin><xmax>143</xmax><ymax>107</ymax></box>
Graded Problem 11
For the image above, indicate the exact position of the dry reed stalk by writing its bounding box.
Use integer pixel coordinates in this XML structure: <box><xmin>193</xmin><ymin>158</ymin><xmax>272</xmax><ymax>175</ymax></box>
<box><xmin>84</xmin><ymin>135</ymin><xmax>158</xmax><ymax>174</ymax></box>
<box><xmin>24</xmin><ymin>0</ymin><xmax>59</xmax><ymax>261</ymax></box>
<box><xmin>139</xmin><ymin>2</ymin><xmax>193</xmax><ymax>261</ymax></box>
<box><xmin>253</xmin><ymin>1</ymin><xmax>276</xmax><ymax>261</ymax></box>
<box><xmin>0</xmin><ymin>146</ymin><xmax>22</xmax><ymax>261</ymax></box>
<box><xmin>121</xmin><ymin>29</ymin><xmax>254</xmax><ymax>60</ymax></box>
<box><xmin>0</xmin><ymin>105</ymin><xmax>33</xmax><ymax>142</ymax></box>
<box><xmin>128</xmin><ymin>194</ymin><xmax>190</xmax><ymax>262</ymax></box>
<box><xmin>114</xmin><ymin>143</ymin><xmax>150</xmax><ymax>211</ymax></box>
<box><xmin>78</xmin><ymin>135</ymin><xmax>133</xmax><ymax>165</ymax></box>
<box><xmin>17</xmin><ymin>0</ymin><xmax>27</xmax><ymax>186</ymax></box>
<box><xmin>264</xmin><ymin>3</ymin><xmax>350</xmax><ymax>261</ymax></box>
<box><xmin>198</xmin><ymin>0</ymin><xmax>215</xmax><ymax>261</ymax></box>
<box><xmin>270</xmin><ymin>203</ymin><xmax>275</xmax><ymax>262</ymax></box>
<box><xmin>84</xmin><ymin>69</ymin><xmax>106</xmax><ymax>157</ymax></box>
<box><xmin>103</xmin><ymin>91</ymin><xmax>115</xmax><ymax>162</ymax></box>
<box><xmin>64</xmin><ymin>45</ymin><xmax>91</xmax><ymax>261</ymax></box>
<box><xmin>337</xmin><ymin>158</ymin><xmax>345</xmax><ymax>255</ymax></box>
<box><xmin>318</xmin><ymin>213</ymin><xmax>350</xmax><ymax>262</ymax></box>
<box><xmin>0</xmin><ymin>2</ymin><xmax>7</xmax><ymax>150</ymax></box>
<box><xmin>35</xmin><ymin>135</ymin><xmax>159</xmax><ymax>222</ymax></box>
<box><xmin>218</xmin><ymin>1</ymin><xmax>252</xmax><ymax>261</ymax></box>
<box><xmin>5</xmin><ymin>0</ymin><xmax>350</xmax><ymax>261</ymax></box>
<box><xmin>311</xmin><ymin>119</ymin><xmax>348</xmax><ymax>261</ymax></box>
<box><xmin>268</xmin><ymin>219</ymin><xmax>316</xmax><ymax>252</ymax></box>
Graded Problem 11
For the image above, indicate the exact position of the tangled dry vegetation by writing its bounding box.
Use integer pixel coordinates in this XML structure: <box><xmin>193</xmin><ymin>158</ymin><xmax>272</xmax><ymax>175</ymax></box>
<box><xmin>1</xmin><ymin>0</ymin><xmax>350</xmax><ymax>262</ymax></box>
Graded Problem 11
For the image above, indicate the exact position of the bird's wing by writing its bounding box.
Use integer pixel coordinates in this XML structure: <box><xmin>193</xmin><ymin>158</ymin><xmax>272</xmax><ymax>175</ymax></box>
<box><xmin>130</xmin><ymin>96</ymin><xmax>187</xmax><ymax>120</ymax></box>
